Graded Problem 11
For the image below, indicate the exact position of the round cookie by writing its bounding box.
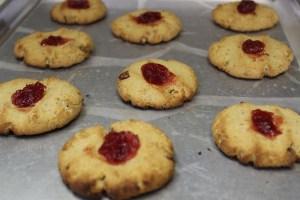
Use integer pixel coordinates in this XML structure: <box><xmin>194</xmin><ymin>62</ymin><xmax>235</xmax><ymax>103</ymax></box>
<box><xmin>51</xmin><ymin>0</ymin><xmax>107</xmax><ymax>24</ymax></box>
<box><xmin>111</xmin><ymin>9</ymin><xmax>182</xmax><ymax>44</ymax></box>
<box><xmin>117</xmin><ymin>59</ymin><xmax>198</xmax><ymax>109</ymax></box>
<box><xmin>208</xmin><ymin>34</ymin><xmax>294</xmax><ymax>79</ymax></box>
<box><xmin>14</xmin><ymin>28</ymin><xmax>93</xmax><ymax>68</ymax></box>
<box><xmin>212</xmin><ymin>0</ymin><xmax>279</xmax><ymax>32</ymax></box>
<box><xmin>58</xmin><ymin>119</ymin><xmax>174</xmax><ymax>199</ymax></box>
<box><xmin>0</xmin><ymin>77</ymin><xmax>83</xmax><ymax>136</ymax></box>
<box><xmin>212</xmin><ymin>102</ymin><xmax>300</xmax><ymax>168</ymax></box>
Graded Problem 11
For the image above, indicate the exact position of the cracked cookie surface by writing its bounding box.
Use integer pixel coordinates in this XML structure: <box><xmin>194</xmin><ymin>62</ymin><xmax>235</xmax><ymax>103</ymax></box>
<box><xmin>0</xmin><ymin>77</ymin><xmax>83</xmax><ymax>135</ymax></box>
<box><xmin>58</xmin><ymin>120</ymin><xmax>174</xmax><ymax>200</ymax></box>
<box><xmin>14</xmin><ymin>28</ymin><xmax>93</xmax><ymax>68</ymax></box>
<box><xmin>212</xmin><ymin>102</ymin><xmax>300</xmax><ymax>168</ymax></box>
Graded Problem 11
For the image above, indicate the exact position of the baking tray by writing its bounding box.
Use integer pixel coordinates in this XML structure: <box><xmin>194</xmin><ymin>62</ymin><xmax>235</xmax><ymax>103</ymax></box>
<box><xmin>1</xmin><ymin>0</ymin><xmax>300</xmax><ymax>199</ymax></box>
<box><xmin>0</xmin><ymin>0</ymin><xmax>40</xmax><ymax>44</ymax></box>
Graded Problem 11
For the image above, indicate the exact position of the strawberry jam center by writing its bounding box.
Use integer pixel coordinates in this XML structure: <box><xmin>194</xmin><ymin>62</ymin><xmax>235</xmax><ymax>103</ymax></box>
<box><xmin>237</xmin><ymin>0</ymin><xmax>257</xmax><ymax>14</ymax></box>
<box><xmin>11</xmin><ymin>82</ymin><xmax>46</xmax><ymax>108</ymax></box>
<box><xmin>141</xmin><ymin>63</ymin><xmax>175</xmax><ymax>85</ymax></box>
<box><xmin>135</xmin><ymin>11</ymin><xmax>162</xmax><ymax>24</ymax></box>
<box><xmin>98</xmin><ymin>131</ymin><xmax>140</xmax><ymax>165</ymax></box>
<box><xmin>251</xmin><ymin>109</ymin><xmax>282</xmax><ymax>138</ymax></box>
<box><xmin>67</xmin><ymin>0</ymin><xmax>90</xmax><ymax>9</ymax></box>
<box><xmin>242</xmin><ymin>39</ymin><xmax>265</xmax><ymax>55</ymax></box>
<box><xmin>41</xmin><ymin>36</ymin><xmax>69</xmax><ymax>46</ymax></box>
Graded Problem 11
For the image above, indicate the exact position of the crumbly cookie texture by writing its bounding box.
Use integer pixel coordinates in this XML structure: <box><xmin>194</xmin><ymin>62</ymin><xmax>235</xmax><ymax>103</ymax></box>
<box><xmin>0</xmin><ymin>77</ymin><xmax>83</xmax><ymax>136</ymax></box>
<box><xmin>212</xmin><ymin>1</ymin><xmax>279</xmax><ymax>32</ymax></box>
<box><xmin>117</xmin><ymin>59</ymin><xmax>198</xmax><ymax>109</ymax></box>
<box><xmin>208</xmin><ymin>34</ymin><xmax>293</xmax><ymax>79</ymax></box>
<box><xmin>58</xmin><ymin>119</ymin><xmax>174</xmax><ymax>200</ymax></box>
<box><xmin>14</xmin><ymin>28</ymin><xmax>93</xmax><ymax>68</ymax></box>
<box><xmin>51</xmin><ymin>0</ymin><xmax>107</xmax><ymax>24</ymax></box>
<box><xmin>212</xmin><ymin>102</ymin><xmax>300</xmax><ymax>168</ymax></box>
<box><xmin>111</xmin><ymin>9</ymin><xmax>182</xmax><ymax>44</ymax></box>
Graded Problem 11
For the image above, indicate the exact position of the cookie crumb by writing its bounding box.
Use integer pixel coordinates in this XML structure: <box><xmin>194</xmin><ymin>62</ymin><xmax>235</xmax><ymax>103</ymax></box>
<box><xmin>118</xmin><ymin>71</ymin><xmax>130</xmax><ymax>80</ymax></box>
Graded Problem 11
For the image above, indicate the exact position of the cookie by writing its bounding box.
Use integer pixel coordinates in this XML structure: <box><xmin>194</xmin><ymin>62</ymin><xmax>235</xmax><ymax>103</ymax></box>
<box><xmin>14</xmin><ymin>28</ymin><xmax>93</xmax><ymax>68</ymax></box>
<box><xmin>212</xmin><ymin>102</ymin><xmax>300</xmax><ymax>168</ymax></box>
<box><xmin>208</xmin><ymin>34</ymin><xmax>294</xmax><ymax>79</ymax></box>
<box><xmin>111</xmin><ymin>9</ymin><xmax>182</xmax><ymax>44</ymax></box>
<box><xmin>58</xmin><ymin>119</ymin><xmax>174</xmax><ymax>199</ymax></box>
<box><xmin>51</xmin><ymin>0</ymin><xmax>107</xmax><ymax>24</ymax></box>
<box><xmin>117</xmin><ymin>59</ymin><xmax>198</xmax><ymax>109</ymax></box>
<box><xmin>212</xmin><ymin>0</ymin><xmax>279</xmax><ymax>32</ymax></box>
<box><xmin>0</xmin><ymin>77</ymin><xmax>83</xmax><ymax>136</ymax></box>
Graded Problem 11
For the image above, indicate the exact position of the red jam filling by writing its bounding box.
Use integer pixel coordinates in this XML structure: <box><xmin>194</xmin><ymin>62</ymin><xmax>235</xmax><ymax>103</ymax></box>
<box><xmin>237</xmin><ymin>0</ymin><xmax>257</xmax><ymax>14</ymax></box>
<box><xmin>135</xmin><ymin>11</ymin><xmax>162</xmax><ymax>24</ymax></box>
<box><xmin>242</xmin><ymin>39</ymin><xmax>265</xmax><ymax>55</ymax></box>
<box><xmin>11</xmin><ymin>82</ymin><xmax>46</xmax><ymax>108</ymax></box>
<box><xmin>67</xmin><ymin>0</ymin><xmax>90</xmax><ymax>9</ymax></box>
<box><xmin>251</xmin><ymin>109</ymin><xmax>282</xmax><ymax>138</ymax></box>
<box><xmin>141</xmin><ymin>63</ymin><xmax>175</xmax><ymax>85</ymax></box>
<box><xmin>41</xmin><ymin>36</ymin><xmax>69</xmax><ymax>46</ymax></box>
<box><xmin>98</xmin><ymin>131</ymin><xmax>140</xmax><ymax>165</ymax></box>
